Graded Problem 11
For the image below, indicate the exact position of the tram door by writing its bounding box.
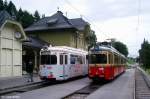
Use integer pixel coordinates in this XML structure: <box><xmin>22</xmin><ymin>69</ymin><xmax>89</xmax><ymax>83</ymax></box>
<box><xmin>60</xmin><ymin>54</ymin><xmax>68</xmax><ymax>80</ymax></box>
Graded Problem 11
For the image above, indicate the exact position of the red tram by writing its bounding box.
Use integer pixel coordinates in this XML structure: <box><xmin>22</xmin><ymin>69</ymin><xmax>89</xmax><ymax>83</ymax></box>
<box><xmin>88</xmin><ymin>44</ymin><xmax>126</xmax><ymax>81</ymax></box>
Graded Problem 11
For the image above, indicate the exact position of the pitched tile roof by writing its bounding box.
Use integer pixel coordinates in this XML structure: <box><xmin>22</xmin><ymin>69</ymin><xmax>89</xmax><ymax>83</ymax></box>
<box><xmin>25</xmin><ymin>11</ymin><xmax>76</xmax><ymax>32</ymax></box>
<box><xmin>25</xmin><ymin>11</ymin><xmax>89</xmax><ymax>32</ymax></box>
<box><xmin>69</xmin><ymin>18</ymin><xmax>89</xmax><ymax>31</ymax></box>
<box><xmin>23</xmin><ymin>36</ymin><xmax>49</xmax><ymax>49</ymax></box>
<box><xmin>0</xmin><ymin>10</ymin><xmax>13</xmax><ymax>27</ymax></box>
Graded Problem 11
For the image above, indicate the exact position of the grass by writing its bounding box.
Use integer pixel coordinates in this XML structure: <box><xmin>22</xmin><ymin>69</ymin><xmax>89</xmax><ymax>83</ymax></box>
<box><xmin>141</xmin><ymin>66</ymin><xmax>150</xmax><ymax>75</ymax></box>
<box><xmin>146</xmin><ymin>69</ymin><xmax>150</xmax><ymax>75</ymax></box>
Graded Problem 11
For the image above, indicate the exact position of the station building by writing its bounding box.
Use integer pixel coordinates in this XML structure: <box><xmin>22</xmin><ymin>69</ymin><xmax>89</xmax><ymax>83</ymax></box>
<box><xmin>22</xmin><ymin>36</ymin><xmax>49</xmax><ymax>73</ymax></box>
<box><xmin>25</xmin><ymin>11</ymin><xmax>91</xmax><ymax>51</ymax></box>
<box><xmin>0</xmin><ymin>11</ymin><xmax>26</xmax><ymax>77</ymax></box>
<box><xmin>23</xmin><ymin>11</ymin><xmax>93</xmax><ymax>73</ymax></box>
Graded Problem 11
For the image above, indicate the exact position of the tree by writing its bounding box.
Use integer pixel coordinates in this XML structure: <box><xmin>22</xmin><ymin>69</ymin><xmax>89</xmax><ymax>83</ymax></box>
<box><xmin>16</xmin><ymin>8</ymin><xmax>35</xmax><ymax>28</ymax></box>
<box><xmin>34</xmin><ymin>10</ymin><xmax>40</xmax><ymax>22</ymax></box>
<box><xmin>0</xmin><ymin>0</ymin><xmax>4</xmax><ymax>10</ymax></box>
<box><xmin>42</xmin><ymin>14</ymin><xmax>45</xmax><ymax>18</ymax></box>
<box><xmin>86</xmin><ymin>30</ymin><xmax>97</xmax><ymax>50</ymax></box>
<box><xmin>0</xmin><ymin>0</ymin><xmax>40</xmax><ymax>28</ymax></box>
<box><xmin>16</xmin><ymin>8</ymin><xmax>24</xmax><ymax>22</ymax></box>
<box><xmin>139</xmin><ymin>39</ymin><xmax>150</xmax><ymax>69</ymax></box>
<box><xmin>21</xmin><ymin>10</ymin><xmax>34</xmax><ymax>28</ymax></box>
<box><xmin>113</xmin><ymin>41</ymin><xmax>128</xmax><ymax>57</ymax></box>
<box><xmin>6</xmin><ymin>1</ymin><xmax>17</xmax><ymax>18</ymax></box>
<box><xmin>3</xmin><ymin>0</ymin><xmax>8</xmax><ymax>9</ymax></box>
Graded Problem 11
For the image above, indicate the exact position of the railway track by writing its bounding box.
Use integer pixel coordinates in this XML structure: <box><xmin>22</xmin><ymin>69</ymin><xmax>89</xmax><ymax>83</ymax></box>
<box><xmin>135</xmin><ymin>69</ymin><xmax>150</xmax><ymax>99</ymax></box>
<box><xmin>0</xmin><ymin>76</ymin><xmax>87</xmax><ymax>96</ymax></box>
<box><xmin>62</xmin><ymin>81</ymin><xmax>106</xmax><ymax>99</ymax></box>
<box><xmin>0</xmin><ymin>81</ymin><xmax>51</xmax><ymax>96</ymax></box>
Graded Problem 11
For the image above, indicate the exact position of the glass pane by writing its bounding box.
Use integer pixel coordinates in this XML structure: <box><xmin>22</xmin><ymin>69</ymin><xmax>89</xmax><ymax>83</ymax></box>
<box><xmin>89</xmin><ymin>54</ymin><xmax>107</xmax><ymax>64</ymax></box>
<box><xmin>60</xmin><ymin>55</ymin><xmax>63</xmax><ymax>65</ymax></box>
<box><xmin>41</xmin><ymin>55</ymin><xmax>57</xmax><ymax>65</ymax></box>
<box><xmin>65</xmin><ymin>55</ymin><xmax>68</xmax><ymax>64</ymax></box>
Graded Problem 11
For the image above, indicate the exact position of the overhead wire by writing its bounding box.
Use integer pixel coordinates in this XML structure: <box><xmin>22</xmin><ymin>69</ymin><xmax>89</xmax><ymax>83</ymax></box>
<box><xmin>136</xmin><ymin>0</ymin><xmax>141</xmax><ymax>33</ymax></box>
<box><xmin>63</xmin><ymin>0</ymin><xmax>111</xmax><ymax>39</ymax></box>
<box><xmin>63</xmin><ymin>0</ymin><xmax>142</xmax><ymax>41</ymax></box>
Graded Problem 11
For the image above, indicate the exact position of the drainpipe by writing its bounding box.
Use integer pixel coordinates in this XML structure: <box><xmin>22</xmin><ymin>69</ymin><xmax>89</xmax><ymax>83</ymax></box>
<box><xmin>76</xmin><ymin>31</ymin><xmax>79</xmax><ymax>48</ymax></box>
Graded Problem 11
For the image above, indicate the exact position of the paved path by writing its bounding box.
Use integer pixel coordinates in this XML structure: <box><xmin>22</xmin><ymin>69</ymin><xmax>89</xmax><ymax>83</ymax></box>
<box><xmin>86</xmin><ymin>69</ymin><xmax>135</xmax><ymax>99</ymax></box>
<box><xmin>0</xmin><ymin>69</ymin><xmax>135</xmax><ymax>99</ymax></box>
<box><xmin>0</xmin><ymin>74</ymin><xmax>41</xmax><ymax>90</ymax></box>
<box><xmin>18</xmin><ymin>77</ymin><xmax>91</xmax><ymax>99</ymax></box>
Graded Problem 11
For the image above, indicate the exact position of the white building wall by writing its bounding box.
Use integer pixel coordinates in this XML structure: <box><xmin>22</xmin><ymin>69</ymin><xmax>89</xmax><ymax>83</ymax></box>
<box><xmin>0</xmin><ymin>24</ymin><xmax>22</xmax><ymax>77</ymax></box>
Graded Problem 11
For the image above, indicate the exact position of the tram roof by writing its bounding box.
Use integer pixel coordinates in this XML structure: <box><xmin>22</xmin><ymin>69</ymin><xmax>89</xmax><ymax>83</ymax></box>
<box><xmin>90</xmin><ymin>45</ymin><xmax>126</xmax><ymax>58</ymax></box>
<box><xmin>41</xmin><ymin>46</ymin><xmax>88</xmax><ymax>55</ymax></box>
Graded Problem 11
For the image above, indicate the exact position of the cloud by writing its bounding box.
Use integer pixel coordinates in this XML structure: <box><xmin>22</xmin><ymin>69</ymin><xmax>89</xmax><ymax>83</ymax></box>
<box><xmin>7</xmin><ymin>0</ymin><xmax>150</xmax><ymax>57</ymax></box>
<box><xmin>92</xmin><ymin>14</ymin><xmax>150</xmax><ymax>57</ymax></box>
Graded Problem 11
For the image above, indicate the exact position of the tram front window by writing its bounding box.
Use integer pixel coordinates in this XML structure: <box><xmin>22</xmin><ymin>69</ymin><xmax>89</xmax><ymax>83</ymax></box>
<box><xmin>41</xmin><ymin>55</ymin><xmax>57</xmax><ymax>65</ymax></box>
<box><xmin>89</xmin><ymin>54</ymin><xmax>107</xmax><ymax>64</ymax></box>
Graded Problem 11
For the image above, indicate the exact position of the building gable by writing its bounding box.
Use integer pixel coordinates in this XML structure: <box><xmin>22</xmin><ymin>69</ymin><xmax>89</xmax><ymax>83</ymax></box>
<box><xmin>24</xmin><ymin>11</ymin><xmax>91</xmax><ymax>51</ymax></box>
<box><xmin>0</xmin><ymin>10</ymin><xmax>26</xmax><ymax>40</ymax></box>
<box><xmin>69</xmin><ymin>18</ymin><xmax>89</xmax><ymax>31</ymax></box>
<box><xmin>25</xmin><ymin>11</ymin><xmax>76</xmax><ymax>32</ymax></box>
<box><xmin>0</xmin><ymin>10</ymin><xmax>26</xmax><ymax>77</ymax></box>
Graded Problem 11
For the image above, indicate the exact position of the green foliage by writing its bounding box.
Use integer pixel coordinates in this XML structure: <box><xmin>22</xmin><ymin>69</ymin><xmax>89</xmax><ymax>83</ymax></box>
<box><xmin>113</xmin><ymin>41</ymin><xmax>128</xmax><ymax>57</ymax></box>
<box><xmin>146</xmin><ymin>69</ymin><xmax>150</xmax><ymax>75</ymax></box>
<box><xmin>34</xmin><ymin>10</ymin><xmax>40</xmax><ymax>22</ymax></box>
<box><xmin>139</xmin><ymin>39</ymin><xmax>150</xmax><ymax>69</ymax></box>
<box><xmin>19</xmin><ymin>11</ymin><xmax>35</xmax><ymax>28</ymax></box>
<box><xmin>6</xmin><ymin>1</ymin><xmax>17</xmax><ymax>17</ymax></box>
<box><xmin>127</xmin><ymin>58</ymin><xmax>136</xmax><ymax>64</ymax></box>
<box><xmin>0</xmin><ymin>0</ymin><xmax>41</xmax><ymax>28</ymax></box>
<box><xmin>0</xmin><ymin>0</ymin><xmax>4</xmax><ymax>10</ymax></box>
<box><xmin>16</xmin><ymin>8</ymin><xmax>23</xmax><ymax>21</ymax></box>
<box><xmin>3</xmin><ymin>0</ymin><xmax>7</xmax><ymax>9</ymax></box>
<box><xmin>86</xmin><ymin>30</ymin><xmax>97</xmax><ymax>50</ymax></box>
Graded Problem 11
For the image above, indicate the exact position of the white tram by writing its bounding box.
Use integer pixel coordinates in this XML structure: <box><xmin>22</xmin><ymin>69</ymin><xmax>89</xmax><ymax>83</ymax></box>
<box><xmin>39</xmin><ymin>46</ymin><xmax>88</xmax><ymax>80</ymax></box>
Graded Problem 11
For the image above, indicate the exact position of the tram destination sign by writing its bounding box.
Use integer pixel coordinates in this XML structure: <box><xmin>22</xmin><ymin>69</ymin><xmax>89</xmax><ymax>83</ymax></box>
<box><xmin>41</xmin><ymin>51</ymin><xmax>50</xmax><ymax>55</ymax></box>
<box><xmin>41</xmin><ymin>51</ymin><xmax>56</xmax><ymax>55</ymax></box>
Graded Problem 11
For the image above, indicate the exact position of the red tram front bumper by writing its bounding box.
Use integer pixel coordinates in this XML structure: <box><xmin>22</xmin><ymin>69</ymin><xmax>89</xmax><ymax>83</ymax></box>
<box><xmin>89</xmin><ymin>67</ymin><xmax>104</xmax><ymax>78</ymax></box>
<box><xmin>89</xmin><ymin>65</ymin><xmax>125</xmax><ymax>80</ymax></box>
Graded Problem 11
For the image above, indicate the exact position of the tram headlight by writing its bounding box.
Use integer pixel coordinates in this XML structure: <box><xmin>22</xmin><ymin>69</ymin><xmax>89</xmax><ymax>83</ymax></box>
<box><xmin>48</xmin><ymin>72</ymin><xmax>53</xmax><ymax>78</ymax></box>
<box><xmin>99</xmin><ymin>67</ymin><xmax>104</xmax><ymax>71</ymax></box>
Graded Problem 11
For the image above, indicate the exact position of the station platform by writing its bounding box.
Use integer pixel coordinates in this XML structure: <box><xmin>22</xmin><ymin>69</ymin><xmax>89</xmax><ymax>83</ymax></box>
<box><xmin>0</xmin><ymin>74</ymin><xmax>42</xmax><ymax>91</ymax></box>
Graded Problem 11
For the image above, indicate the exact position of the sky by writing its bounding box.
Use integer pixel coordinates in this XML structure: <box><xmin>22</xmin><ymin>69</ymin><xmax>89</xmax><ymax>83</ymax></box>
<box><xmin>8</xmin><ymin>0</ymin><xmax>150</xmax><ymax>58</ymax></box>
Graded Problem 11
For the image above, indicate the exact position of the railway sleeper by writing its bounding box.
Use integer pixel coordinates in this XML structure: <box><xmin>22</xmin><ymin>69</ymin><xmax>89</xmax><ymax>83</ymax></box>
<box><xmin>135</xmin><ymin>69</ymin><xmax>150</xmax><ymax>99</ymax></box>
<box><xmin>62</xmin><ymin>83</ymin><xmax>103</xmax><ymax>99</ymax></box>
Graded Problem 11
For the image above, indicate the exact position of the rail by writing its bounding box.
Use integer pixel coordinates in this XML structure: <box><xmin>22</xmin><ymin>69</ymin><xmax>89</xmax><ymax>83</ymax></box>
<box><xmin>135</xmin><ymin>68</ymin><xmax>150</xmax><ymax>99</ymax></box>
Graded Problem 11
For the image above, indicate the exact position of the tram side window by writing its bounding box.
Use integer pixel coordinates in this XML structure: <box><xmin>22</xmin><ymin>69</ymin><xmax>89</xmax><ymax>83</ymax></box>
<box><xmin>114</xmin><ymin>54</ymin><xmax>118</xmax><ymax>64</ymax></box>
<box><xmin>89</xmin><ymin>54</ymin><xmax>107</xmax><ymax>64</ymax></box>
<box><xmin>77</xmin><ymin>56</ymin><xmax>83</xmax><ymax>64</ymax></box>
<box><xmin>70</xmin><ymin>55</ymin><xmax>83</xmax><ymax>64</ymax></box>
<box><xmin>65</xmin><ymin>55</ymin><xmax>68</xmax><ymax>64</ymax></box>
<box><xmin>118</xmin><ymin>56</ymin><xmax>120</xmax><ymax>64</ymax></box>
<box><xmin>123</xmin><ymin>59</ymin><xmax>126</xmax><ymax>64</ymax></box>
<box><xmin>60</xmin><ymin>55</ymin><xmax>63</xmax><ymax>65</ymax></box>
<box><xmin>41</xmin><ymin>55</ymin><xmax>57</xmax><ymax>65</ymax></box>
<box><xmin>82</xmin><ymin>56</ymin><xmax>85</xmax><ymax>64</ymax></box>
<box><xmin>70</xmin><ymin>55</ymin><xmax>76</xmax><ymax>64</ymax></box>
<box><xmin>108</xmin><ymin>53</ymin><xmax>113</xmax><ymax>64</ymax></box>
<box><xmin>50</xmin><ymin>55</ymin><xmax>57</xmax><ymax>64</ymax></box>
<box><xmin>117</xmin><ymin>55</ymin><xmax>119</xmax><ymax>64</ymax></box>
<box><xmin>121</xmin><ymin>58</ymin><xmax>124</xmax><ymax>64</ymax></box>
<box><xmin>60</xmin><ymin>55</ymin><xmax>68</xmax><ymax>64</ymax></box>
<box><xmin>119</xmin><ymin>56</ymin><xmax>121</xmax><ymax>64</ymax></box>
